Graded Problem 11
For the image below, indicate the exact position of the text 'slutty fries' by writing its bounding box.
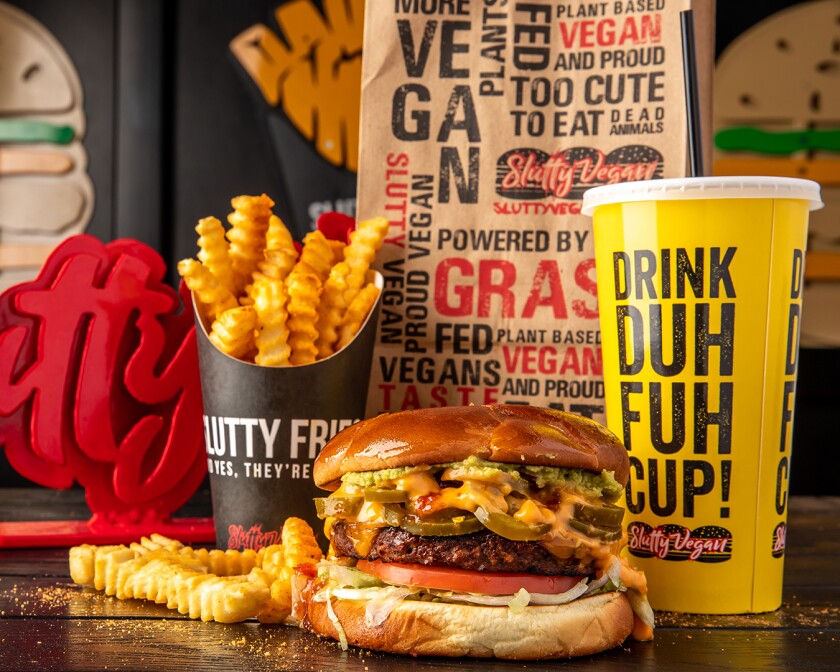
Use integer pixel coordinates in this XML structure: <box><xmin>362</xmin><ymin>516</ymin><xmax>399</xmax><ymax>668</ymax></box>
<box><xmin>69</xmin><ymin>521</ymin><xmax>323</xmax><ymax>624</ymax></box>
<box><xmin>178</xmin><ymin>194</ymin><xmax>385</xmax><ymax>365</ymax></box>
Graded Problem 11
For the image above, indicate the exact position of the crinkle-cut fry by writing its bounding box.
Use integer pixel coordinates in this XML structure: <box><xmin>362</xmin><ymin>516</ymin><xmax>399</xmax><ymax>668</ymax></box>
<box><xmin>176</xmin><ymin>573</ymin><xmax>217</xmax><ymax>615</ymax></box>
<box><xmin>227</xmin><ymin>193</ymin><xmax>274</xmax><ymax>294</ymax></box>
<box><xmin>183</xmin><ymin>574</ymin><xmax>269</xmax><ymax>623</ymax></box>
<box><xmin>206</xmin><ymin>548</ymin><xmax>260</xmax><ymax>577</ymax></box>
<box><xmin>259</xmin><ymin>246</ymin><xmax>298</xmax><ymax>282</ymax></box>
<box><xmin>259</xmin><ymin>570</ymin><xmax>293</xmax><ymax>624</ymax></box>
<box><xmin>122</xmin><ymin>556</ymin><xmax>170</xmax><ymax>600</ymax></box>
<box><xmin>247</xmin><ymin>567</ymin><xmax>274</xmax><ymax>589</ymax></box>
<box><xmin>69</xmin><ymin>544</ymin><xmax>116</xmax><ymax>586</ymax></box>
<box><xmin>265</xmin><ymin>213</ymin><xmax>295</xmax><ymax>252</ymax></box>
<box><xmin>124</xmin><ymin>554</ymin><xmax>207</xmax><ymax>603</ymax></box>
<box><xmin>213</xmin><ymin>581</ymin><xmax>271</xmax><ymax>624</ymax></box>
<box><xmin>177</xmin><ymin>258</ymin><xmax>238</xmax><ymax>320</ymax></box>
<box><xmin>291</xmin><ymin>230</ymin><xmax>334</xmax><ymax>282</ymax></box>
<box><xmin>196</xmin><ymin>216</ymin><xmax>235</xmax><ymax>294</ymax></box>
<box><xmin>93</xmin><ymin>546</ymin><xmax>135</xmax><ymax>593</ymax></box>
<box><xmin>285</xmin><ymin>272</ymin><xmax>322</xmax><ymax>365</ymax></box>
<box><xmin>258</xmin><ymin>544</ymin><xmax>286</xmax><ymax>582</ymax></box>
<box><xmin>140</xmin><ymin>534</ymin><xmax>184</xmax><ymax>552</ymax></box>
<box><xmin>252</xmin><ymin>276</ymin><xmax>292</xmax><ymax>367</ymax></box>
<box><xmin>208</xmin><ymin>306</ymin><xmax>258</xmax><ymax>360</ymax></box>
<box><xmin>343</xmin><ymin>216</ymin><xmax>389</xmax><ymax>303</ymax></box>
<box><xmin>281</xmin><ymin>517</ymin><xmax>323</xmax><ymax>567</ymax></box>
<box><xmin>327</xmin><ymin>239</ymin><xmax>346</xmax><ymax>262</ymax></box>
<box><xmin>166</xmin><ymin>567</ymin><xmax>206</xmax><ymax>610</ymax></box>
<box><xmin>336</xmin><ymin>283</ymin><xmax>381</xmax><ymax>350</ymax></box>
<box><xmin>115</xmin><ymin>555</ymin><xmax>156</xmax><ymax>599</ymax></box>
<box><xmin>315</xmin><ymin>261</ymin><xmax>352</xmax><ymax>359</ymax></box>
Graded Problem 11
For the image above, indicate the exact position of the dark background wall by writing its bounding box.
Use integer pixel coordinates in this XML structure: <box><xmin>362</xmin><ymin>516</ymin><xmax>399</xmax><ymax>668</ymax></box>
<box><xmin>1</xmin><ymin>0</ymin><xmax>836</xmax><ymax>496</ymax></box>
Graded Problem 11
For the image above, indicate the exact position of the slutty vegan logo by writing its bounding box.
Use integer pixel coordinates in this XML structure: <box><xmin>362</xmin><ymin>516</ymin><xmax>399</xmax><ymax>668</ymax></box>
<box><xmin>495</xmin><ymin>145</ymin><xmax>663</xmax><ymax>201</ymax></box>
<box><xmin>628</xmin><ymin>522</ymin><xmax>733</xmax><ymax>563</ymax></box>
<box><xmin>228</xmin><ymin>524</ymin><xmax>282</xmax><ymax>551</ymax></box>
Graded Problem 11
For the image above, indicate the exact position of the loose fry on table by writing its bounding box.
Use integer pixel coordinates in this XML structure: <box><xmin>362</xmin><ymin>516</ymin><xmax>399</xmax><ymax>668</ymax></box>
<box><xmin>68</xmin><ymin>519</ymin><xmax>321</xmax><ymax>625</ymax></box>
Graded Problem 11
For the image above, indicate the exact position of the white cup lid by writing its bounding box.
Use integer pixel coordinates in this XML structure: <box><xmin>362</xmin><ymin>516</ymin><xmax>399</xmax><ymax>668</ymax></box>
<box><xmin>581</xmin><ymin>176</ymin><xmax>823</xmax><ymax>215</ymax></box>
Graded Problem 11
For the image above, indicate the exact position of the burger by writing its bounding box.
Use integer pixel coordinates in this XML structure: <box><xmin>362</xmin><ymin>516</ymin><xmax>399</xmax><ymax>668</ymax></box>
<box><xmin>297</xmin><ymin>405</ymin><xmax>653</xmax><ymax>659</ymax></box>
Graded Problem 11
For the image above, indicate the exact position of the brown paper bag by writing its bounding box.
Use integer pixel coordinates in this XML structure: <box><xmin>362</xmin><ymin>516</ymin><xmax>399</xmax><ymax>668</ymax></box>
<box><xmin>357</xmin><ymin>1</ymin><xmax>715</xmax><ymax>420</ymax></box>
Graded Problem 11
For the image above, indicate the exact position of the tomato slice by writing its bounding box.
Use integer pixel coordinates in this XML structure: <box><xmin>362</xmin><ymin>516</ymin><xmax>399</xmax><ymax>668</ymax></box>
<box><xmin>356</xmin><ymin>559</ymin><xmax>582</xmax><ymax>596</ymax></box>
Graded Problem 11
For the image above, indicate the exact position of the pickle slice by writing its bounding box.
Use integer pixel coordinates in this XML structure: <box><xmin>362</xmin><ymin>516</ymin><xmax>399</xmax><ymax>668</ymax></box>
<box><xmin>314</xmin><ymin>496</ymin><xmax>363</xmax><ymax>519</ymax></box>
<box><xmin>569</xmin><ymin>518</ymin><xmax>623</xmax><ymax>541</ymax></box>
<box><xmin>573</xmin><ymin>502</ymin><xmax>625</xmax><ymax>528</ymax></box>
<box><xmin>400</xmin><ymin>514</ymin><xmax>483</xmax><ymax>536</ymax></box>
<box><xmin>474</xmin><ymin>507</ymin><xmax>551</xmax><ymax>541</ymax></box>
<box><xmin>363</xmin><ymin>487</ymin><xmax>409</xmax><ymax>503</ymax></box>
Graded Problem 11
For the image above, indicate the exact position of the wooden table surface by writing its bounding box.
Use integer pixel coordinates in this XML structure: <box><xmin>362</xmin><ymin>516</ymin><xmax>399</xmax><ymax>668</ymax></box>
<box><xmin>1</xmin><ymin>489</ymin><xmax>839</xmax><ymax>671</ymax></box>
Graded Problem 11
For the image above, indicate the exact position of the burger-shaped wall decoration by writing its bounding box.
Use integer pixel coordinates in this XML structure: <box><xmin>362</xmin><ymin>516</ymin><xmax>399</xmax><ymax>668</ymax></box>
<box><xmin>714</xmin><ymin>0</ymin><xmax>840</xmax><ymax>347</ymax></box>
<box><xmin>0</xmin><ymin>1</ymin><xmax>94</xmax><ymax>292</ymax></box>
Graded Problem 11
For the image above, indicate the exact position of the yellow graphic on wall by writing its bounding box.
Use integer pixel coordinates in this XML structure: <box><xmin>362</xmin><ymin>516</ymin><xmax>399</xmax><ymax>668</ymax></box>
<box><xmin>230</xmin><ymin>0</ymin><xmax>364</xmax><ymax>173</ymax></box>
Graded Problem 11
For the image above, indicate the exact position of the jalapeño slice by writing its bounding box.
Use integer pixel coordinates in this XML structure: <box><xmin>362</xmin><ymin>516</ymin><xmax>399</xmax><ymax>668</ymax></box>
<box><xmin>363</xmin><ymin>487</ymin><xmax>409</xmax><ymax>503</ymax></box>
<box><xmin>400</xmin><ymin>514</ymin><xmax>483</xmax><ymax>537</ymax></box>
<box><xmin>381</xmin><ymin>504</ymin><xmax>404</xmax><ymax>527</ymax></box>
<box><xmin>572</xmin><ymin>502</ymin><xmax>624</xmax><ymax>528</ymax></box>
<box><xmin>314</xmin><ymin>496</ymin><xmax>363</xmax><ymax>519</ymax></box>
<box><xmin>569</xmin><ymin>518</ymin><xmax>623</xmax><ymax>541</ymax></box>
<box><xmin>474</xmin><ymin>507</ymin><xmax>551</xmax><ymax>541</ymax></box>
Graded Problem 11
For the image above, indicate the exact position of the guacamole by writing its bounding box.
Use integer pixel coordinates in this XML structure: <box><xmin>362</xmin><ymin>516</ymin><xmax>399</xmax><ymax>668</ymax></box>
<box><xmin>341</xmin><ymin>455</ymin><xmax>623</xmax><ymax>501</ymax></box>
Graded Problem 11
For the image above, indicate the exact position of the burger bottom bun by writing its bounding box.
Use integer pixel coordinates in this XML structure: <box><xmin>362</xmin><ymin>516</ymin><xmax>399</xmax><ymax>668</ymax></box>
<box><xmin>303</xmin><ymin>591</ymin><xmax>634</xmax><ymax>659</ymax></box>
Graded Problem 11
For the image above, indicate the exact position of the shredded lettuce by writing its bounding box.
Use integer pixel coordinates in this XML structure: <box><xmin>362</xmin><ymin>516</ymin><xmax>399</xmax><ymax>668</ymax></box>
<box><xmin>321</xmin><ymin>587</ymin><xmax>348</xmax><ymax>651</ymax></box>
<box><xmin>363</xmin><ymin>586</ymin><xmax>416</xmax><ymax>626</ymax></box>
<box><xmin>317</xmin><ymin>559</ymin><xmax>649</xmax><ymax>631</ymax></box>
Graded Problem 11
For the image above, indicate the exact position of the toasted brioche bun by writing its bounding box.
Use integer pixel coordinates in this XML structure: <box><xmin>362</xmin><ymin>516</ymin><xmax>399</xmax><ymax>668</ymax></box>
<box><xmin>303</xmin><ymin>590</ymin><xmax>634</xmax><ymax>659</ymax></box>
<box><xmin>314</xmin><ymin>404</ymin><xmax>629</xmax><ymax>489</ymax></box>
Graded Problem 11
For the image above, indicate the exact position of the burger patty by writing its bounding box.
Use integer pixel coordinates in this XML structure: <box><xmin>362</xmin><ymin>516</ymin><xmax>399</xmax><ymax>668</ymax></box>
<box><xmin>332</xmin><ymin>521</ymin><xmax>593</xmax><ymax>576</ymax></box>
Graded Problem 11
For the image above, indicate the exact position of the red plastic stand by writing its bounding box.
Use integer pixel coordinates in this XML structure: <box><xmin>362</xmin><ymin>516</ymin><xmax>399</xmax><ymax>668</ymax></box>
<box><xmin>0</xmin><ymin>235</ymin><xmax>214</xmax><ymax>547</ymax></box>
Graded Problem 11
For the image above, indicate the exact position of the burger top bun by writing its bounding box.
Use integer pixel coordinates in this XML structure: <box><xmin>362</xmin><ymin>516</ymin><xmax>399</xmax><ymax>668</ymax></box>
<box><xmin>314</xmin><ymin>405</ymin><xmax>629</xmax><ymax>489</ymax></box>
<box><xmin>302</xmin><ymin>589</ymin><xmax>634</xmax><ymax>659</ymax></box>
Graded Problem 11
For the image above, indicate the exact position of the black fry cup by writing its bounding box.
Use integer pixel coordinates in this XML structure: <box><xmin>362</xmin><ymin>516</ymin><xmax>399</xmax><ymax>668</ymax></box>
<box><xmin>193</xmin><ymin>273</ymin><xmax>382</xmax><ymax>550</ymax></box>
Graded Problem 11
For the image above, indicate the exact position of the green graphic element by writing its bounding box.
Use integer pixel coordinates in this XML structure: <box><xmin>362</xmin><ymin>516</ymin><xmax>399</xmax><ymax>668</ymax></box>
<box><xmin>0</xmin><ymin>120</ymin><xmax>75</xmax><ymax>145</ymax></box>
<box><xmin>715</xmin><ymin>127</ymin><xmax>840</xmax><ymax>155</ymax></box>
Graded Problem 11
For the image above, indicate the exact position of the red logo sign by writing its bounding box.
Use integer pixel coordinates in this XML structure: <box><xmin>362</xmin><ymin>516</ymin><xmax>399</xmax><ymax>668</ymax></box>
<box><xmin>0</xmin><ymin>235</ymin><xmax>205</xmax><ymax>525</ymax></box>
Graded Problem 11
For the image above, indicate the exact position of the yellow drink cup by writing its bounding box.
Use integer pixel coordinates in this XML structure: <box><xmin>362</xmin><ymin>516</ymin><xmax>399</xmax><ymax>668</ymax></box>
<box><xmin>582</xmin><ymin>177</ymin><xmax>822</xmax><ymax>613</ymax></box>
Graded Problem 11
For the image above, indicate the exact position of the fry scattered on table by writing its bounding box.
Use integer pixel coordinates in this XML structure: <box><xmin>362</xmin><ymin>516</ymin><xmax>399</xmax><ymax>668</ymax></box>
<box><xmin>68</xmin><ymin>518</ymin><xmax>323</xmax><ymax>625</ymax></box>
